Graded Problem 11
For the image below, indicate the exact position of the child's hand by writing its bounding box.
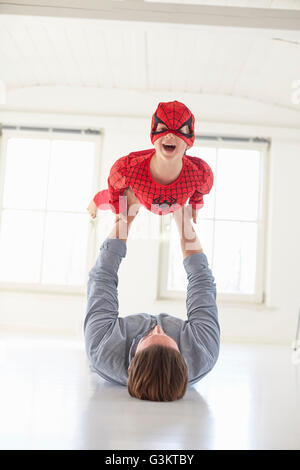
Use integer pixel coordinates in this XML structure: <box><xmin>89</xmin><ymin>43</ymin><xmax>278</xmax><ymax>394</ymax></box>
<box><xmin>192</xmin><ymin>207</ymin><xmax>199</xmax><ymax>224</ymax></box>
<box><xmin>87</xmin><ymin>200</ymin><xmax>97</xmax><ymax>219</ymax></box>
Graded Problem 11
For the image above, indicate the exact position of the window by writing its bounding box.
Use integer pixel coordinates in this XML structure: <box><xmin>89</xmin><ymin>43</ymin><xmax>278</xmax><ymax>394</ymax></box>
<box><xmin>159</xmin><ymin>138</ymin><xmax>269</xmax><ymax>303</ymax></box>
<box><xmin>0</xmin><ymin>129</ymin><xmax>101</xmax><ymax>293</ymax></box>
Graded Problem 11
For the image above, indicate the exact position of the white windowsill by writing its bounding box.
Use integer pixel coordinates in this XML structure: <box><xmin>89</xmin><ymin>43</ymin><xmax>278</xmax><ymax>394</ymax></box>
<box><xmin>0</xmin><ymin>282</ymin><xmax>86</xmax><ymax>296</ymax></box>
<box><xmin>153</xmin><ymin>298</ymin><xmax>277</xmax><ymax>312</ymax></box>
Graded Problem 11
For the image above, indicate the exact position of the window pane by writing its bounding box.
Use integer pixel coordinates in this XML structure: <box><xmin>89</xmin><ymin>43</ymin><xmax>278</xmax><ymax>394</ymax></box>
<box><xmin>189</xmin><ymin>146</ymin><xmax>217</xmax><ymax>219</ymax></box>
<box><xmin>3</xmin><ymin>138</ymin><xmax>50</xmax><ymax>210</ymax></box>
<box><xmin>213</xmin><ymin>221</ymin><xmax>257</xmax><ymax>294</ymax></box>
<box><xmin>47</xmin><ymin>140</ymin><xmax>95</xmax><ymax>212</ymax></box>
<box><xmin>167</xmin><ymin>218</ymin><xmax>213</xmax><ymax>292</ymax></box>
<box><xmin>41</xmin><ymin>212</ymin><xmax>89</xmax><ymax>285</ymax></box>
<box><xmin>215</xmin><ymin>148</ymin><xmax>261</xmax><ymax>221</ymax></box>
<box><xmin>0</xmin><ymin>136</ymin><xmax>97</xmax><ymax>288</ymax></box>
<box><xmin>0</xmin><ymin>209</ymin><xmax>44</xmax><ymax>282</ymax></box>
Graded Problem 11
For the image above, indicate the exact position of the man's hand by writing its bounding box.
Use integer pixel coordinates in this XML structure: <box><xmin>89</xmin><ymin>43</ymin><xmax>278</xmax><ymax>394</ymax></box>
<box><xmin>174</xmin><ymin>205</ymin><xmax>199</xmax><ymax>225</ymax></box>
<box><xmin>173</xmin><ymin>205</ymin><xmax>193</xmax><ymax>228</ymax></box>
<box><xmin>172</xmin><ymin>205</ymin><xmax>203</xmax><ymax>258</ymax></box>
<box><xmin>117</xmin><ymin>187</ymin><xmax>141</xmax><ymax>222</ymax></box>
<box><xmin>109</xmin><ymin>188</ymin><xmax>141</xmax><ymax>241</ymax></box>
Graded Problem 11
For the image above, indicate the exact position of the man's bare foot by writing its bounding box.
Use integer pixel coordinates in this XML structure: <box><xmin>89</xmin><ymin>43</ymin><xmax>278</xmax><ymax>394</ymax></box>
<box><xmin>87</xmin><ymin>200</ymin><xmax>97</xmax><ymax>219</ymax></box>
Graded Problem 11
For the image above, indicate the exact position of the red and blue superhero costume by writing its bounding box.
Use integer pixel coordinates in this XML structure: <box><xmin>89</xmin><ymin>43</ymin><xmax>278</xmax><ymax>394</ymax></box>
<box><xmin>93</xmin><ymin>100</ymin><xmax>213</xmax><ymax>215</ymax></box>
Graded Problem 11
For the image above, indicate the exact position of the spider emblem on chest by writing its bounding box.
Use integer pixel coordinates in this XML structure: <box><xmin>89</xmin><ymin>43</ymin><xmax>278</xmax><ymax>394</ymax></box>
<box><xmin>152</xmin><ymin>195</ymin><xmax>177</xmax><ymax>208</ymax></box>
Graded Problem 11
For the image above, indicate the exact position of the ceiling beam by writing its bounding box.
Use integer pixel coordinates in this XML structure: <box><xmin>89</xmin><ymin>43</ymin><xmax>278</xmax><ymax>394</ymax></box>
<box><xmin>1</xmin><ymin>0</ymin><xmax>300</xmax><ymax>32</ymax></box>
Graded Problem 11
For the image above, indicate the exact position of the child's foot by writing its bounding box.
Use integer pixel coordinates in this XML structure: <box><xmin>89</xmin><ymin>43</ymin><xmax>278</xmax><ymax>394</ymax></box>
<box><xmin>87</xmin><ymin>200</ymin><xmax>97</xmax><ymax>219</ymax></box>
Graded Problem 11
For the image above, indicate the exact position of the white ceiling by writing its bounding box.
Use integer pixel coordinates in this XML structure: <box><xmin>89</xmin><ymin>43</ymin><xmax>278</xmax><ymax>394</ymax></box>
<box><xmin>0</xmin><ymin>1</ymin><xmax>300</xmax><ymax>116</ymax></box>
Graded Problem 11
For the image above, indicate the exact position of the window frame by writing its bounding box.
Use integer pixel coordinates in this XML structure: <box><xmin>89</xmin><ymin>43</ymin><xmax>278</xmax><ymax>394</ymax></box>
<box><xmin>158</xmin><ymin>138</ymin><xmax>270</xmax><ymax>305</ymax></box>
<box><xmin>0</xmin><ymin>128</ymin><xmax>102</xmax><ymax>295</ymax></box>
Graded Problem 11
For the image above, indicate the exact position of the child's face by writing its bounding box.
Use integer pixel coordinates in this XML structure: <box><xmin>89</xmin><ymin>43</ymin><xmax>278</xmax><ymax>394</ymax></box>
<box><xmin>154</xmin><ymin>122</ymin><xmax>191</xmax><ymax>158</ymax></box>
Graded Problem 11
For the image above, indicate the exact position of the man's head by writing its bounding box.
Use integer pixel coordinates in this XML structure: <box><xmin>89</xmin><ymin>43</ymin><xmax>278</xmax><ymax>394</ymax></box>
<box><xmin>135</xmin><ymin>324</ymin><xmax>179</xmax><ymax>353</ymax></box>
<box><xmin>150</xmin><ymin>100</ymin><xmax>195</xmax><ymax>158</ymax></box>
<box><xmin>127</xmin><ymin>325</ymin><xmax>188</xmax><ymax>401</ymax></box>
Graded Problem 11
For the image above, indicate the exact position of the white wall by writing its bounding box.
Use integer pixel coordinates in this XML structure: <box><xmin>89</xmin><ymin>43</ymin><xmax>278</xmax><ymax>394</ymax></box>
<box><xmin>0</xmin><ymin>88</ymin><xmax>300</xmax><ymax>344</ymax></box>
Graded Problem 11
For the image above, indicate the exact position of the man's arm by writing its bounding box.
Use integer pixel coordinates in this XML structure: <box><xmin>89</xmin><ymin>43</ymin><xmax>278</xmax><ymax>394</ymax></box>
<box><xmin>173</xmin><ymin>206</ymin><xmax>220</xmax><ymax>362</ymax></box>
<box><xmin>84</xmin><ymin>189</ymin><xmax>140</xmax><ymax>365</ymax></box>
<box><xmin>173</xmin><ymin>205</ymin><xmax>203</xmax><ymax>259</ymax></box>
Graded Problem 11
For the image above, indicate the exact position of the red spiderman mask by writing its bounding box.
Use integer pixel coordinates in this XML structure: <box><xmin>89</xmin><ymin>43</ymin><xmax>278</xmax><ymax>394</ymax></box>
<box><xmin>150</xmin><ymin>100</ymin><xmax>195</xmax><ymax>148</ymax></box>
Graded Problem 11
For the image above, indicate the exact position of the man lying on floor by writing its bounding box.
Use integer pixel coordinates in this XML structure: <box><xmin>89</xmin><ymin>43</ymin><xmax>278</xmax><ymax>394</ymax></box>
<box><xmin>84</xmin><ymin>188</ymin><xmax>220</xmax><ymax>402</ymax></box>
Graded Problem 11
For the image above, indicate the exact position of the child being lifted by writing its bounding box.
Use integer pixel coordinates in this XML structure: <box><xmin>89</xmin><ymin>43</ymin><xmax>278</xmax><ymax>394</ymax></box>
<box><xmin>87</xmin><ymin>100</ymin><xmax>213</xmax><ymax>224</ymax></box>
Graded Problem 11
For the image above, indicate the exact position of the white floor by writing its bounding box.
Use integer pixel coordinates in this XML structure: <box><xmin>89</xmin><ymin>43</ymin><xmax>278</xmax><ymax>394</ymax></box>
<box><xmin>0</xmin><ymin>332</ymin><xmax>299</xmax><ymax>450</ymax></box>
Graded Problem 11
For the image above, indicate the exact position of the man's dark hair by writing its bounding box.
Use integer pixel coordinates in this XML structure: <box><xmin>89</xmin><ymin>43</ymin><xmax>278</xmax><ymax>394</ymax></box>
<box><xmin>127</xmin><ymin>344</ymin><xmax>188</xmax><ymax>402</ymax></box>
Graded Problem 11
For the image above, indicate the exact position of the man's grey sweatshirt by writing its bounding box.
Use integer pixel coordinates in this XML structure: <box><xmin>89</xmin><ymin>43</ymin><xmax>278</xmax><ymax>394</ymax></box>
<box><xmin>84</xmin><ymin>237</ymin><xmax>220</xmax><ymax>386</ymax></box>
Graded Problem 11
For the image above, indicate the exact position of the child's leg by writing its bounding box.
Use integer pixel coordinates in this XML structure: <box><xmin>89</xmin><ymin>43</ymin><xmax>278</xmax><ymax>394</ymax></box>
<box><xmin>87</xmin><ymin>199</ymin><xmax>97</xmax><ymax>218</ymax></box>
<box><xmin>87</xmin><ymin>190</ymin><xmax>112</xmax><ymax>219</ymax></box>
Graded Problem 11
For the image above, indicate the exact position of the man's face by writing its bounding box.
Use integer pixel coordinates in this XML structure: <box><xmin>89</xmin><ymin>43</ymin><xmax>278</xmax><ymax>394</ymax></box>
<box><xmin>154</xmin><ymin>123</ymin><xmax>191</xmax><ymax>158</ymax></box>
<box><xmin>135</xmin><ymin>325</ymin><xmax>179</xmax><ymax>354</ymax></box>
